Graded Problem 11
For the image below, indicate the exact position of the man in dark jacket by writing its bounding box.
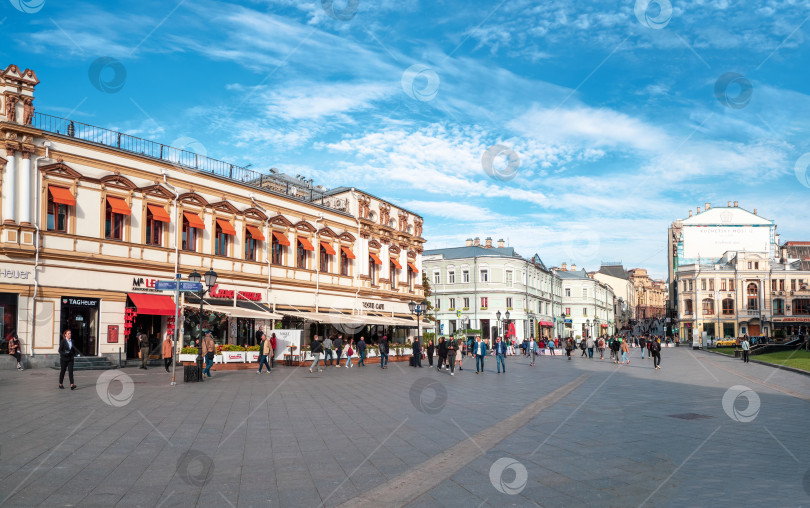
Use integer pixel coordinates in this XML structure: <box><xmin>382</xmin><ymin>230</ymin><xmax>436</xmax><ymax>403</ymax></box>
<box><xmin>357</xmin><ymin>337</ymin><xmax>366</xmax><ymax>366</ymax></box>
<box><xmin>309</xmin><ymin>335</ymin><xmax>324</xmax><ymax>373</ymax></box>
<box><xmin>639</xmin><ymin>336</ymin><xmax>647</xmax><ymax>359</ymax></box>
<box><xmin>412</xmin><ymin>337</ymin><xmax>422</xmax><ymax>367</ymax></box>
<box><xmin>379</xmin><ymin>335</ymin><xmax>389</xmax><ymax>369</ymax></box>
<box><xmin>437</xmin><ymin>337</ymin><xmax>447</xmax><ymax>371</ymax></box>
<box><xmin>446</xmin><ymin>337</ymin><xmax>458</xmax><ymax>375</ymax></box>
<box><xmin>333</xmin><ymin>334</ymin><xmax>343</xmax><ymax>368</ymax></box>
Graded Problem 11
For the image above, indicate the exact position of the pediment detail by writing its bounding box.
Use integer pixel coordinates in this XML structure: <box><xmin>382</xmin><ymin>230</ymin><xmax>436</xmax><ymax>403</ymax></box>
<box><xmin>101</xmin><ymin>174</ymin><xmax>137</xmax><ymax>190</ymax></box>
<box><xmin>269</xmin><ymin>214</ymin><xmax>294</xmax><ymax>228</ymax></box>
<box><xmin>294</xmin><ymin>220</ymin><xmax>316</xmax><ymax>233</ymax></box>
<box><xmin>138</xmin><ymin>184</ymin><xmax>175</xmax><ymax>200</ymax></box>
<box><xmin>40</xmin><ymin>161</ymin><xmax>83</xmax><ymax>179</ymax></box>
<box><xmin>338</xmin><ymin>232</ymin><xmax>356</xmax><ymax>243</ymax></box>
<box><xmin>244</xmin><ymin>207</ymin><xmax>267</xmax><ymax>221</ymax></box>
<box><xmin>210</xmin><ymin>200</ymin><xmax>241</xmax><ymax>215</ymax></box>
<box><xmin>178</xmin><ymin>192</ymin><xmax>208</xmax><ymax>207</ymax></box>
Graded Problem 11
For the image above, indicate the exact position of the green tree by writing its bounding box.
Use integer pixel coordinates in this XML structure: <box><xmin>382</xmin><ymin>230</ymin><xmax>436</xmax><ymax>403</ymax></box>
<box><xmin>421</xmin><ymin>271</ymin><xmax>435</xmax><ymax>324</ymax></box>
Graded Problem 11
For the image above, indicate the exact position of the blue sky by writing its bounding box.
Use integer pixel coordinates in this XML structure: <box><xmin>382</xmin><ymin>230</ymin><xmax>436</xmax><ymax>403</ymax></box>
<box><xmin>4</xmin><ymin>0</ymin><xmax>809</xmax><ymax>279</ymax></box>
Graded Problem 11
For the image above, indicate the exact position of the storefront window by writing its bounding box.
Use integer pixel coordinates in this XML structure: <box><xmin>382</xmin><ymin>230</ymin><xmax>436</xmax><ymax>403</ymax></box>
<box><xmin>183</xmin><ymin>307</ymin><xmax>229</xmax><ymax>346</ymax></box>
<box><xmin>60</xmin><ymin>297</ymin><xmax>99</xmax><ymax>356</ymax></box>
<box><xmin>0</xmin><ymin>293</ymin><xmax>18</xmax><ymax>341</ymax></box>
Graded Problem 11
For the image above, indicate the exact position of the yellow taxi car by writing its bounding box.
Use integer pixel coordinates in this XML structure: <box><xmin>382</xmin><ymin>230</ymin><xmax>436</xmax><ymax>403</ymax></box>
<box><xmin>716</xmin><ymin>338</ymin><xmax>738</xmax><ymax>347</ymax></box>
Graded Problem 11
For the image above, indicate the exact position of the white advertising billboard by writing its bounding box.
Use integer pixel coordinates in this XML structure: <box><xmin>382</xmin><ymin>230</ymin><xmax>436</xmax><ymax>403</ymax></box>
<box><xmin>683</xmin><ymin>226</ymin><xmax>770</xmax><ymax>259</ymax></box>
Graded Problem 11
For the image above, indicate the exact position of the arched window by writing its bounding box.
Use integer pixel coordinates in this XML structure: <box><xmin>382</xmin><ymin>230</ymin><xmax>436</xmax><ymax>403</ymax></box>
<box><xmin>722</xmin><ymin>298</ymin><xmax>734</xmax><ymax>315</ymax></box>
<box><xmin>747</xmin><ymin>283</ymin><xmax>758</xmax><ymax>310</ymax></box>
<box><xmin>702</xmin><ymin>298</ymin><xmax>714</xmax><ymax>316</ymax></box>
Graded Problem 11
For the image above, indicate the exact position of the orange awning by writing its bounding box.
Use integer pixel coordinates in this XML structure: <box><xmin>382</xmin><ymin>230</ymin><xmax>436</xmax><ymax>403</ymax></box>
<box><xmin>341</xmin><ymin>246</ymin><xmax>356</xmax><ymax>259</ymax></box>
<box><xmin>369</xmin><ymin>253</ymin><xmax>382</xmax><ymax>265</ymax></box>
<box><xmin>217</xmin><ymin>218</ymin><xmax>237</xmax><ymax>236</ymax></box>
<box><xmin>390</xmin><ymin>258</ymin><xmax>402</xmax><ymax>270</ymax></box>
<box><xmin>147</xmin><ymin>204</ymin><xmax>171</xmax><ymax>223</ymax></box>
<box><xmin>320</xmin><ymin>242</ymin><xmax>336</xmax><ymax>255</ymax></box>
<box><xmin>49</xmin><ymin>186</ymin><xmax>75</xmax><ymax>206</ymax></box>
<box><xmin>272</xmin><ymin>231</ymin><xmax>290</xmax><ymax>246</ymax></box>
<box><xmin>183</xmin><ymin>212</ymin><xmax>205</xmax><ymax>229</ymax></box>
<box><xmin>407</xmin><ymin>262</ymin><xmax>418</xmax><ymax>273</ymax></box>
<box><xmin>298</xmin><ymin>237</ymin><xmax>314</xmax><ymax>251</ymax></box>
<box><xmin>106</xmin><ymin>196</ymin><xmax>131</xmax><ymax>216</ymax></box>
<box><xmin>246</xmin><ymin>224</ymin><xmax>265</xmax><ymax>241</ymax></box>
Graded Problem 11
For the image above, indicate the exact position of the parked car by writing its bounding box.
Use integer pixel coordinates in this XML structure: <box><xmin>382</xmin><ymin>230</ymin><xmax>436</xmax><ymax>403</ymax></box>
<box><xmin>716</xmin><ymin>338</ymin><xmax>737</xmax><ymax>347</ymax></box>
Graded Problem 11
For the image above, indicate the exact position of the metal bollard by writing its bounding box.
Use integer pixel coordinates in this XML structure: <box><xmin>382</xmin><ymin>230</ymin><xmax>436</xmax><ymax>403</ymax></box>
<box><xmin>118</xmin><ymin>347</ymin><xmax>122</xmax><ymax>368</ymax></box>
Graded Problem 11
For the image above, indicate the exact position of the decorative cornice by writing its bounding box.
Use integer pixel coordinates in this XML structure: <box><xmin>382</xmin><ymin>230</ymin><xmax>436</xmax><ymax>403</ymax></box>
<box><xmin>100</xmin><ymin>173</ymin><xmax>137</xmax><ymax>190</ymax></box>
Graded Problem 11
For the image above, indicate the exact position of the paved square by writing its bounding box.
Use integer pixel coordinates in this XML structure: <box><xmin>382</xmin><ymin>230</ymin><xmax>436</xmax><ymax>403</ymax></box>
<box><xmin>1</xmin><ymin>348</ymin><xmax>808</xmax><ymax>507</ymax></box>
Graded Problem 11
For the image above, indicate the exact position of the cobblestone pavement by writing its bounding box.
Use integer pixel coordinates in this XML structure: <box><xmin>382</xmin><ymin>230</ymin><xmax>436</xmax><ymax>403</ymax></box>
<box><xmin>1</xmin><ymin>347</ymin><xmax>808</xmax><ymax>507</ymax></box>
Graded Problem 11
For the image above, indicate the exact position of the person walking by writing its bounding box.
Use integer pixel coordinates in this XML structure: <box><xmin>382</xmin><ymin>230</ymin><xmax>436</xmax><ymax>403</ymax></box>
<box><xmin>565</xmin><ymin>337</ymin><xmax>574</xmax><ymax>360</ymax></box>
<box><xmin>8</xmin><ymin>332</ymin><xmax>23</xmax><ymax>370</ymax></box>
<box><xmin>446</xmin><ymin>337</ymin><xmax>458</xmax><ymax>375</ymax></box>
<box><xmin>639</xmin><ymin>335</ymin><xmax>647</xmax><ymax>360</ymax></box>
<box><xmin>255</xmin><ymin>326</ymin><xmax>264</xmax><ymax>347</ymax></box>
<box><xmin>494</xmin><ymin>336</ymin><xmax>507</xmax><ymax>373</ymax></box>
<box><xmin>357</xmin><ymin>336</ymin><xmax>367</xmax><ymax>366</ymax></box>
<box><xmin>437</xmin><ymin>337</ymin><xmax>447</xmax><ymax>371</ymax></box>
<box><xmin>597</xmin><ymin>337</ymin><xmax>605</xmax><ymax>360</ymax></box>
<box><xmin>547</xmin><ymin>337</ymin><xmax>555</xmax><ymax>356</ymax></box>
<box><xmin>612</xmin><ymin>338</ymin><xmax>621</xmax><ymax>364</ymax></box>
<box><xmin>322</xmin><ymin>335</ymin><xmax>334</xmax><ymax>366</ymax></box>
<box><xmin>309</xmin><ymin>335</ymin><xmax>324</xmax><ymax>373</ymax></box>
<box><xmin>202</xmin><ymin>332</ymin><xmax>216</xmax><ymax>378</ymax></box>
<box><xmin>269</xmin><ymin>333</ymin><xmax>277</xmax><ymax>368</ymax></box>
<box><xmin>473</xmin><ymin>336</ymin><xmax>487</xmax><ymax>374</ymax></box>
<box><xmin>162</xmin><ymin>332</ymin><xmax>173</xmax><ymax>372</ymax></box>
<box><xmin>455</xmin><ymin>340</ymin><xmax>464</xmax><ymax>372</ymax></box>
<box><xmin>334</xmin><ymin>334</ymin><xmax>343</xmax><ymax>368</ymax></box>
<box><xmin>741</xmin><ymin>336</ymin><xmax>750</xmax><ymax>363</ymax></box>
<box><xmin>651</xmin><ymin>338</ymin><xmax>662</xmax><ymax>370</ymax></box>
<box><xmin>586</xmin><ymin>336</ymin><xmax>595</xmax><ymax>359</ymax></box>
<box><xmin>427</xmin><ymin>339</ymin><xmax>435</xmax><ymax>367</ymax></box>
<box><xmin>138</xmin><ymin>333</ymin><xmax>149</xmax><ymax>370</ymax></box>
<box><xmin>620</xmin><ymin>338</ymin><xmax>630</xmax><ymax>365</ymax></box>
<box><xmin>580</xmin><ymin>337</ymin><xmax>587</xmax><ymax>357</ymax></box>
<box><xmin>412</xmin><ymin>337</ymin><xmax>423</xmax><ymax>367</ymax></box>
<box><xmin>257</xmin><ymin>333</ymin><xmax>272</xmax><ymax>373</ymax></box>
<box><xmin>529</xmin><ymin>336</ymin><xmax>538</xmax><ymax>367</ymax></box>
<box><xmin>379</xmin><ymin>335</ymin><xmax>389</xmax><ymax>369</ymax></box>
<box><xmin>344</xmin><ymin>338</ymin><xmax>354</xmax><ymax>368</ymax></box>
<box><xmin>58</xmin><ymin>329</ymin><xmax>77</xmax><ymax>390</ymax></box>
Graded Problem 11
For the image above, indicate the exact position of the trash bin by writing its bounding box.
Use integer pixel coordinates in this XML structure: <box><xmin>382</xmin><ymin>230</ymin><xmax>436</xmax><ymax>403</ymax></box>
<box><xmin>183</xmin><ymin>364</ymin><xmax>201</xmax><ymax>382</ymax></box>
<box><xmin>733</xmin><ymin>349</ymin><xmax>741</xmax><ymax>358</ymax></box>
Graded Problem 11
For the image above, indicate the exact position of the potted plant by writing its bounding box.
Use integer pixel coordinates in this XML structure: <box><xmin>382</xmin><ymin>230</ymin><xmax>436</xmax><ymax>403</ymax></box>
<box><xmin>179</xmin><ymin>346</ymin><xmax>198</xmax><ymax>363</ymax></box>
<box><xmin>246</xmin><ymin>344</ymin><xmax>260</xmax><ymax>362</ymax></box>
<box><xmin>220</xmin><ymin>344</ymin><xmax>247</xmax><ymax>363</ymax></box>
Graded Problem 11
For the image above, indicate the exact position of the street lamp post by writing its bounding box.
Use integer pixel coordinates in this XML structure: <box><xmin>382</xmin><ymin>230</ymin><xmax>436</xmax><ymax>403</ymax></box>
<box><xmin>188</xmin><ymin>268</ymin><xmax>218</xmax><ymax>382</ymax></box>
<box><xmin>560</xmin><ymin>311</ymin><xmax>567</xmax><ymax>339</ymax></box>
<box><xmin>504</xmin><ymin>310</ymin><xmax>510</xmax><ymax>340</ymax></box>
<box><xmin>585</xmin><ymin>319</ymin><xmax>591</xmax><ymax>340</ymax></box>
<box><xmin>496</xmin><ymin>310</ymin><xmax>501</xmax><ymax>339</ymax></box>
<box><xmin>409</xmin><ymin>299</ymin><xmax>429</xmax><ymax>342</ymax></box>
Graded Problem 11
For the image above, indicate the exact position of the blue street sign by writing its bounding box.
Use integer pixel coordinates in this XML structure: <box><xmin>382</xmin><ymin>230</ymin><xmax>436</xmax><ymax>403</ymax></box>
<box><xmin>155</xmin><ymin>280</ymin><xmax>203</xmax><ymax>292</ymax></box>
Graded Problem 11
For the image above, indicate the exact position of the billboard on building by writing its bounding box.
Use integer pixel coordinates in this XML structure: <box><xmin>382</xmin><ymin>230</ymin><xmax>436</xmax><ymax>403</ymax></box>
<box><xmin>682</xmin><ymin>226</ymin><xmax>770</xmax><ymax>260</ymax></box>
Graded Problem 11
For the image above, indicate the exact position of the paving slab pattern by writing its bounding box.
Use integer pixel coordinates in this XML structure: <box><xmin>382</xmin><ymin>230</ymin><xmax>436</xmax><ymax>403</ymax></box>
<box><xmin>0</xmin><ymin>348</ymin><xmax>808</xmax><ymax>507</ymax></box>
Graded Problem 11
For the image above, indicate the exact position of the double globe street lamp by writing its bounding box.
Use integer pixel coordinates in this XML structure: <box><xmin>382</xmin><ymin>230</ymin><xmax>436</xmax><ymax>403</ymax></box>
<box><xmin>408</xmin><ymin>299</ymin><xmax>429</xmax><ymax>342</ymax></box>
<box><xmin>188</xmin><ymin>268</ymin><xmax>218</xmax><ymax>382</ymax></box>
<box><xmin>496</xmin><ymin>310</ymin><xmax>510</xmax><ymax>340</ymax></box>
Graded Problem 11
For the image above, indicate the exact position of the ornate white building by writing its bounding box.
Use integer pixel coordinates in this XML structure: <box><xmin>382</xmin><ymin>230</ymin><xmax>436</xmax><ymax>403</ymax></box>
<box><xmin>555</xmin><ymin>265</ymin><xmax>616</xmax><ymax>339</ymax></box>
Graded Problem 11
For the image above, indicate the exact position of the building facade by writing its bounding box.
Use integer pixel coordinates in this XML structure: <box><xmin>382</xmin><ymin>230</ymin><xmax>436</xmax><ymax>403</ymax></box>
<box><xmin>628</xmin><ymin>268</ymin><xmax>667</xmax><ymax>320</ymax></box>
<box><xmin>592</xmin><ymin>263</ymin><xmax>635</xmax><ymax>331</ymax></box>
<box><xmin>423</xmin><ymin>238</ymin><xmax>562</xmax><ymax>342</ymax></box>
<box><xmin>0</xmin><ymin>64</ymin><xmax>423</xmax><ymax>362</ymax></box>
<box><xmin>556</xmin><ymin>266</ymin><xmax>616</xmax><ymax>339</ymax></box>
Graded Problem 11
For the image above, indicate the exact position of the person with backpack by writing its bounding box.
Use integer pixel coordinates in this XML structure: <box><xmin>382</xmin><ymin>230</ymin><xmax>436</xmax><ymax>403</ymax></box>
<box><xmin>580</xmin><ymin>337</ymin><xmax>587</xmax><ymax>357</ymax></box>
<box><xmin>309</xmin><ymin>335</ymin><xmax>324</xmax><ymax>373</ymax></box>
<box><xmin>650</xmin><ymin>338</ymin><xmax>662</xmax><ymax>370</ymax></box>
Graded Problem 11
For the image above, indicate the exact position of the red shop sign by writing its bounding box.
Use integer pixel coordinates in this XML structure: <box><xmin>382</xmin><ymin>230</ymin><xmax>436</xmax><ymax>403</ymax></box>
<box><xmin>209</xmin><ymin>284</ymin><xmax>262</xmax><ymax>302</ymax></box>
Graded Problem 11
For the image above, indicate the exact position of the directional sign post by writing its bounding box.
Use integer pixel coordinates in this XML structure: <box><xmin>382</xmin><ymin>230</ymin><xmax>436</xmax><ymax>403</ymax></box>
<box><xmin>156</xmin><ymin>280</ymin><xmax>203</xmax><ymax>292</ymax></box>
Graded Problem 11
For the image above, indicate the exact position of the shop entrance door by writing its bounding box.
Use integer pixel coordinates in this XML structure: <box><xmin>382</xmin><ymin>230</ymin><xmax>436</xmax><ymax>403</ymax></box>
<box><xmin>748</xmin><ymin>323</ymin><xmax>761</xmax><ymax>336</ymax></box>
<box><xmin>236</xmin><ymin>318</ymin><xmax>256</xmax><ymax>346</ymax></box>
<box><xmin>128</xmin><ymin>314</ymin><xmax>163</xmax><ymax>359</ymax></box>
<box><xmin>64</xmin><ymin>308</ymin><xmax>98</xmax><ymax>356</ymax></box>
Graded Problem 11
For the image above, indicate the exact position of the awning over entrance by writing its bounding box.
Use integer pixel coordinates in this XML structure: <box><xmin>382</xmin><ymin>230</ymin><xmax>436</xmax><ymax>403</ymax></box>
<box><xmin>184</xmin><ymin>295</ymin><xmax>283</xmax><ymax>320</ymax></box>
<box><xmin>127</xmin><ymin>293</ymin><xmax>176</xmax><ymax>316</ymax></box>
<box><xmin>537</xmin><ymin>321</ymin><xmax>553</xmax><ymax>327</ymax></box>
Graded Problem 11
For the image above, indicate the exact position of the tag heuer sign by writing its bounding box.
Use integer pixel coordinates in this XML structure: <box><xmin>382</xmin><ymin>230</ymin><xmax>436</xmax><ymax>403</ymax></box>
<box><xmin>61</xmin><ymin>297</ymin><xmax>100</xmax><ymax>308</ymax></box>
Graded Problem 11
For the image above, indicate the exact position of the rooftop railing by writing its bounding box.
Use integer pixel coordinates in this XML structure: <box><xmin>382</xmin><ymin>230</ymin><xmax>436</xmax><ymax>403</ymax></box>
<box><xmin>29</xmin><ymin>112</ymin><xmax>340</xmax><ymax>211</ymax></box>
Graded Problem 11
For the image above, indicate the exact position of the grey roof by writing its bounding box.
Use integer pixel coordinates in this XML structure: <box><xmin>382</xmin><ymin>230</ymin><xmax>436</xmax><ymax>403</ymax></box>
<box><xmin>597</xmin><ymin>265</ymin><xmax>630</xmax><ymax>280</ymax></box>
<box><xmin>423</xmin><ymin>245</ymin><xmax>521</xmax><ymax>260</ymax></box>
<box><xmin>556</xmin><ymin>269</ymin><xmax>590</xmax><ymax>279</ymax></box>
<box><xmin>531</xmin><ymin>253</ymin><xmax>547</xmax><ymax>270</ymax></box>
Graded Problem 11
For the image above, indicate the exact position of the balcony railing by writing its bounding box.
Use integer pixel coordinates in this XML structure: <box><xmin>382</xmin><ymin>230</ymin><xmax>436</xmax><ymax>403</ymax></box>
<box><xmin>28</xmin><ymin>112</ymin><xmax>340</xmax><ymax>210</ymax></box>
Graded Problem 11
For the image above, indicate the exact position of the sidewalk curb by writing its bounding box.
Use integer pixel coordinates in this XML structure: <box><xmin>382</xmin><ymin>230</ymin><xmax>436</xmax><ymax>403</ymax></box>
<box><xmin>702</xmin><ymin>349</ymin><xmax>810</xmax><ymax>378</ymax></box>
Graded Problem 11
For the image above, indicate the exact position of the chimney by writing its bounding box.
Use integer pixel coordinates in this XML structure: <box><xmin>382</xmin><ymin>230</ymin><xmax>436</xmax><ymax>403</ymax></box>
<box><xmin>753</xmin><ymin>208</ymin><xmax>757</xmax><ymax>215</ymax></box>
<box><xmin>474</xmin><ymin>237</ymin><xmax>480</xmax><ymax>246</ymax></box>
<box><xmin>688</xmin><ymin>210</ymin><xmax>692</xmax><ymax>217</ymax></box>
<box><xmin>727</xmin><ymin>201</ymin><xmax>732</xmax><ymax>207</ymax></box>
<box><xmin>733</xmin><ymin>201</ymin><xmax>738</xmax><ymax>207</ymax></box>
<box><xmin>697</xmin><ymin>206</ymin><xmax>701</xmax><ymax>214</ymax></box>
<box><xmin>497</xmin><ymin>239</ymin><xmax>504</xmax><ymax>248</ymax></box>
<box><xmin>485</xmin><ymin>237</ymin><xmax>492</xmax><ymax>249</ymax></box>
<box><xmin>571</xmin><ymin>264</ymin><xmax>577</xmax><ymax>272</ymax></box>
<box><xmin>705</xmin><ymin>202</ymin><xmax>710</xmax><ymax>210</ymax></box>
<box><xmin>465</xmin><ymin>238</ymin><xmax>473</xmax><ymax>247</ymax></box>
<box><xmin>561</xmin><ymin>262</ymin><xmax>567</xmax><ymax>271</ymax></box>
